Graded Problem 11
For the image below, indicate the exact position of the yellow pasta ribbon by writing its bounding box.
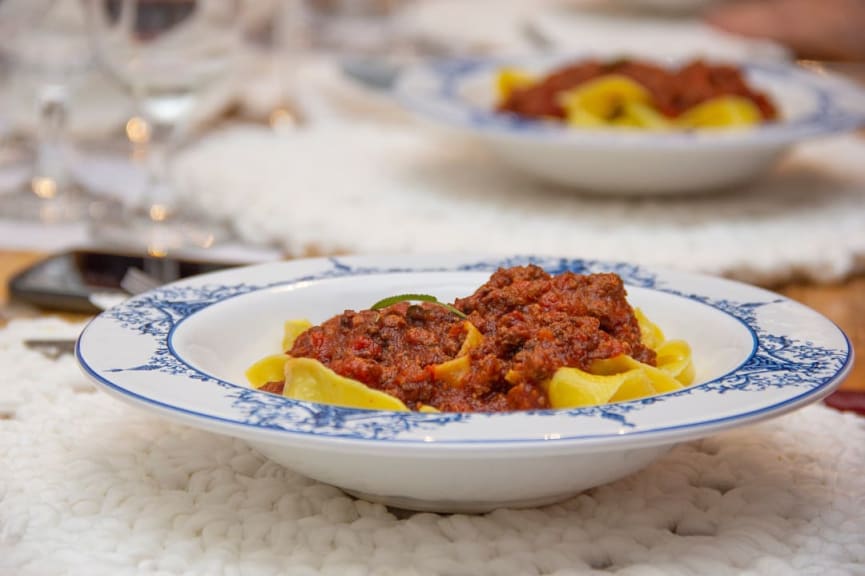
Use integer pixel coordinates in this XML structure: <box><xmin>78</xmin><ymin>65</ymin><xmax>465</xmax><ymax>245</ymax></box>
<box><xmin>545</xmin><ymin>310</ymin><xmax>693</xmax><ymax>408</ymax></box>
<box><xmin>616</xmin><ymin>101</ymin><xmax>672</xmax><ymax>130</ymax></box>
<box><xmin>547</xmin><ymin>354</ymin><xmax>687</xmax><ymax>408</ymax></box>
<box><xmin>283</xmin><ymin>357</ymin><xmax>410</xmax><ymax>411</ymax></box>
<box><xmin>282</xmin><ymin>319</ymin><xmax>312</xmax><ymax>352</ymax></box>
<box><xmin>496</xmin><ymin>68</ymin><xmax>536</xmax><ymax>101</ymax></box>
<box><xmin>245</xmin><ymin>354</ymin><xmax>290</xmax><ymax>389</ymax></box>
<box><xmin>433</xmin><ymin>321</ymin><xmax>484</xmax><ymax>388</ymax></box>
<box><xmin>459</xmin><ymin>321</ymin><xmax>483</xmax><ymax>355</ymax></box>
<box><xmin>246</xmin><ymin>319</ymin><xmax>313</xmax><ymax>389</ymax></box>
<box><xmin>544</xmin><ymin>368</ymin><xmax>627</xmax><ymax>407</ymax></box>
<box><xmin>676</xmin><ymin>96</ymin><xmax>762</xmax><ymax>129</ymax></box>
<box><xmin>635</xmin><ymin>308</ymin><xmax>665</xmax><ymax>349</ymax></box>
<box><xmin>655</xmin><ymin>339</ymin><xmax>695</xmax><ymax>385</ymax></box>
<box><xmin>560</xmin><ymin>75</ymin><xmax>663</xmax><ymax>129</ymax></box>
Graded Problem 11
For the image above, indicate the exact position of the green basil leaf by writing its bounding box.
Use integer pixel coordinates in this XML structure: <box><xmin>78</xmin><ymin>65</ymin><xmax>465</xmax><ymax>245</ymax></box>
<box><xmin>370</xmin><ymin>293</ymin><xmax>467</xmax><ymax>319</ymax></box>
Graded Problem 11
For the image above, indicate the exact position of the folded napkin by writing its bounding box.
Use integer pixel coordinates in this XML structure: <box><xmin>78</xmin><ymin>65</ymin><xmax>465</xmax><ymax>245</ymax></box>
<box><xmin>1</xmin><ymin>318</ymin><xmax>863</xmax><ymax>575</ymax></box>
<box><xmin>174</xmin><ymin>125</ymin><xmax>865</xmax><ymax>286</ymax></box>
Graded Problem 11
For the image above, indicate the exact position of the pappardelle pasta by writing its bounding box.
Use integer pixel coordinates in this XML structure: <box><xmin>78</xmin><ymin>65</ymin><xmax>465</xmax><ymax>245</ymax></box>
<box><xmin>495</xmin><ymin>58</ymin><xmax>778</xmax><ymax>131</ymax></box>
<box><xmin>246</xmin><ymin>266</ymin><xmax>694</xmax><ymax>412</ymax></box>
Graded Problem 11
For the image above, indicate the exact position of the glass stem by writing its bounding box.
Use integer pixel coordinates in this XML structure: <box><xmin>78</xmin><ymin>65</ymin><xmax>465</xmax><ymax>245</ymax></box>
<box><xmin>32</xmin><ymin>83</ymin><xmax>72</xmax><ymax>200</ymax></box>
<box><xmin>139</xmin><ymin>118</ymin><xmax>178</xmax><ymax>222</ymax></box>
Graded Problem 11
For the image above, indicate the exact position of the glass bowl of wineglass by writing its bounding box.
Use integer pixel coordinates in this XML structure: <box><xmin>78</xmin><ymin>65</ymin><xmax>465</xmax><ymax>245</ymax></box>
<box><xmin>0</xmin><ymin>0</ymin><xmax>95</xmax><ymax>223</ymax></box>
<box><xmin>87</xmin><ymin>0</ymin><xmax>243</xmax><ymax>254</ymax></box>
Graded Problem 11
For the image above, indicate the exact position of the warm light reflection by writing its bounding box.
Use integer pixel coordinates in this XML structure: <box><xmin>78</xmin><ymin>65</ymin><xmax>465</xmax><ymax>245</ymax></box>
<box><xmin>31</xmin><ymin>177</ymin><xmax>58</xmax><ymax>199</ymax></box>
<box><xmin>126</xmin><ymin>116</ymin><xmax>151</xmax><ymax>144</ymax></box>
<box><xmin>147</xmin><ymin>245</ymin><xmax>168</xmax><ymax>258</ymax></box>
<box><xmin>269</xmin><ymin>107</ymin><xmax>300</xmax><ymax>129</ymax></box>
<box><xmin>797</xmin><ymin>60</ymin><xmax>827</xmax><ymax>75</ymax></box>
<box><xmin>149</xmin><ymin>204</ymin><xmax>169</xmax><ymax>222</ymax></box>
<box><xmin>199</xmin><ymin>234</ymin><xmax>215</xmax><ymax>249</ymax></box>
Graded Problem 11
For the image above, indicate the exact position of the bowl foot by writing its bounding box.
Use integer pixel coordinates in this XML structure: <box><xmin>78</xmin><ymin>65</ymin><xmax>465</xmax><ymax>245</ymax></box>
<box><xmin>342</xmin><ymin>487</ymin><xmax>579</xmax><ymax>514</ymax></box>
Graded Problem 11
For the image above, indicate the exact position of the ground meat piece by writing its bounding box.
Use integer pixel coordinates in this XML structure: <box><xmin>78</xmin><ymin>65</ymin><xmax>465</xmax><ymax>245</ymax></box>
<box><xmin>454</xmin><ymin>266</ymin><xmax>654</xmax><ymax>410</ymax></box>
<box><xmin>456</xmin><ymin>266</ymin><xmax>653</xmax><ymax>365</ymax></box>
<box><xmin>289</xmin><ymin>302</ymin><xmax>465</xmax><ymax>407</ymax></box>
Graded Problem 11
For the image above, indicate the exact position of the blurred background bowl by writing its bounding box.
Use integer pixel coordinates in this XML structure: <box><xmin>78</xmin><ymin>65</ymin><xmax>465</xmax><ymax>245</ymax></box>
<box><xmin>395</xmin><ymin>55</ymin><xmax>865</xmax><ymax>195</ymax></box>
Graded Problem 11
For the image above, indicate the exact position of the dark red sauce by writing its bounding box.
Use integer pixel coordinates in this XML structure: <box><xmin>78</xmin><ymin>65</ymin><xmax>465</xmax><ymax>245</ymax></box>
<box><xmin>283</xmin><ymin>265</ymin><xmax>654</xmax><ymax>412</ymax></box>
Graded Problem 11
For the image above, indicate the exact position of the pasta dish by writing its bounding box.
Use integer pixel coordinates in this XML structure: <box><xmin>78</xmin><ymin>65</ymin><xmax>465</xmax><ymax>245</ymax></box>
<box><xmin>246</xmin><ymin>265</ymin><xmax>694</xmax><ymax>412</ymax></box>
<box><xmin>496</xmin><ymin>58</ymin><xmax>778</xmax><ymax>130</ymax></box>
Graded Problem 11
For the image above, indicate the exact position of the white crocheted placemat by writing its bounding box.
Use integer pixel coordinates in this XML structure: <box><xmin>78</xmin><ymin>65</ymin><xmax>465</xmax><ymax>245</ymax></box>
<box><xmin>2</xmin><ymin>318</ymin><xmax>864</xmax><ymax>576</ymax></box>
<box><xmin>176</xmin><ymin>124</ymin><xmax>865</xmax><ymax>286</ymax></box>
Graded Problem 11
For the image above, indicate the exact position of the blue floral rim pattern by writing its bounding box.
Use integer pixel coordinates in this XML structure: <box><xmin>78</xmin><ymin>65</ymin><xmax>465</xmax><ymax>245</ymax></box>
<box><xmin>76</xmin><ymin>256</ymin><xmax>852</xmax><ymax>446</ymax></box>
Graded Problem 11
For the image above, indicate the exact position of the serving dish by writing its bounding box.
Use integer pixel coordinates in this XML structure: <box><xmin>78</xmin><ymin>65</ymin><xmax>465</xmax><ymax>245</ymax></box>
<box><xmin>76</xmin><ymin>255</ymin><xmax>852</xmax><ymax>513</ymax></box>
<box><xmin>394</xmin><ymin>56</ymin><xmax>865</xmax><ymax>194</ymax></box>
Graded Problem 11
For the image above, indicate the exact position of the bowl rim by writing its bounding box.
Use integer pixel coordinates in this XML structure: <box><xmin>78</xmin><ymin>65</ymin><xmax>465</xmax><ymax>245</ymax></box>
<box><xmin>393</xmin><ymin>54</ymin><xmax>865</xmax><ymax>149</ymax></box>
<box><xmin>75</xmin><ymin>255</ymin><xmax>853</xmax><ymax>454</ymax></box>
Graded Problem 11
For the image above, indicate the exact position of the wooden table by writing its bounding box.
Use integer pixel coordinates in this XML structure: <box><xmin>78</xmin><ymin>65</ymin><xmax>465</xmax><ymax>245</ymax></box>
<box><xmin>1</xmin><ymin>250</ymin><xmax>862</xmax><ymax>396</ymax></box>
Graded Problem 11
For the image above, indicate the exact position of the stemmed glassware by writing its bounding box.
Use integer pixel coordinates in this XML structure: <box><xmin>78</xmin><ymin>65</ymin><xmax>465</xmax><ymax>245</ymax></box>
<box><xmin>303</xmin><ymin>0</ymin><xmax>401</xmax><ymax>55</ymax></box>
<box><xmin>87</xmin><ymin>0</ymin><xmax>242</xmax><ymax>254</ymax></box>
<box><xmin>0</xmin><ymin>0</ymin><xmax>95</xmax><ymax>223</ymax></box>
<box><xmin>294</xmin><ymin>0</ymin><xmax>435</xmax><ymax>93</ymax></box>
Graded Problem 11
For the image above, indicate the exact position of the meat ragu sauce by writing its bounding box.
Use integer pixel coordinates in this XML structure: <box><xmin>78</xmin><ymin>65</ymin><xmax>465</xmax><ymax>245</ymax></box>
<box><xmin>289</xmin><ymin>302</ymin><xmax>465</xmax><ymax>402</ymax></box>
<box><xmin>499</xmin><ymin>59</ymin><xmax>778</xmax><ymax>122</ymax></box>
<box><xmin>281</xmin><ymin>265</ymin><xmax>654</xmax><ymax>413</ymax></box>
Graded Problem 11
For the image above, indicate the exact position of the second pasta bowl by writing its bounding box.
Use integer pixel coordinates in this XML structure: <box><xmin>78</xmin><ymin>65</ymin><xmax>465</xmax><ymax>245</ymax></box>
<box><xmin>395</xmin><ymin>56</ymin><xmax>865</xmax><ymax>194</ymax></box>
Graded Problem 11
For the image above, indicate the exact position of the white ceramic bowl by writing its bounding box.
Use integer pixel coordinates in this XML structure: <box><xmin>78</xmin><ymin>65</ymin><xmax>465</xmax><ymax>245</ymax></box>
<box><xmin>395</xmin><ymin>56</ymin><xmax>865</xmax><ymax>194</ymax></box>
<box><xmin>76</xmin><ymin>255</ymin><xmax>852</xmax><ymax>513</ymax></box>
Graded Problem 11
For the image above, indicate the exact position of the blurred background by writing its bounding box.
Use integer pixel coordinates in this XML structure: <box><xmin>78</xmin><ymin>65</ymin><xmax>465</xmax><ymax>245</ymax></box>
<box><xmin>0</xmin><ymin>0</ymin><xmax>863</xmax><ymax>321</ymax></box>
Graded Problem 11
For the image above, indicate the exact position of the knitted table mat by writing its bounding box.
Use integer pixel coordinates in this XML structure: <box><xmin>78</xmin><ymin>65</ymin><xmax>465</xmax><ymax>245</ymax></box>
<box><xmin>1</xmin><ymin>318</ymin><xmax>863</xmax><ymax>576</ymax></box>
<box><xmin>175</xmin><ymin>125</ymin><xmax>865</xmax><ymax>287</ymax></box>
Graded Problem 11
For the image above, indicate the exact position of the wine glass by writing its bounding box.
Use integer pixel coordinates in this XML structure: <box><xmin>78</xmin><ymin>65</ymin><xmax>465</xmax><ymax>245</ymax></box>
<box><xmin>87</xmin><ymin>0</ymin><xmax>242</xmax><ymax>254</ymax></box>
<box><xmin>0</xmin><ymin>0</ymin><xmax>95</xmax><ymax>223</ymax></box>
<box><xmin>295</xmin><ymin>1</ymin><xmax>439</xmax><ymax>93</ymax></box>
<box><xmin>303</xmin><ymin>0</ymin><xmax>402</xmax><ymax>55</ymax></box>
